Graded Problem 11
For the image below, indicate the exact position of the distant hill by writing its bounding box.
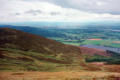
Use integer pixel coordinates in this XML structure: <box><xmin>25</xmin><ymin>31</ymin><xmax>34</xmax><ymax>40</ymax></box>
<box><xmin>81</xmin><ymin>45</ymin><xmax>120</xmax><ymax>53</ymax></box>
<box><xmin>80</xmin><ymin>47</ymin><xmax>110</xmax><ymax>57</ymax></box>
<box><xmin>0</xmin><ymin>25</ymin><xmax>65</xmax><ymax>37</ymax></box>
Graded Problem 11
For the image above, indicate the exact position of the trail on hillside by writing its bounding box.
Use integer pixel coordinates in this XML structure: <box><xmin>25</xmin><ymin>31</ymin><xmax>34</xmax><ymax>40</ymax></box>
<box><xmin>0</xmin><ymin>71</ymin><xmax>120</xmax><ymax>80</ymax></box>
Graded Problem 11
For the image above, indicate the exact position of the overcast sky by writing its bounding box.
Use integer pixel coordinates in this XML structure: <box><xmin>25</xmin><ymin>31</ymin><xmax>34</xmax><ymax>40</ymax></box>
<box><xmin>0</xmin><ymin>0</ymin><xmax>120</xmax><ymax>22</ymax></box>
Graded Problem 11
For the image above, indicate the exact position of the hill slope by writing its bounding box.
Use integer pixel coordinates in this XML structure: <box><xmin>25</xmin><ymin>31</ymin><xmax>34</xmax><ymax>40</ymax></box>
<box><xmin>0</xmin><ymin>28</ymin><xmax>81</xmax><ymax>55</ymax></box>
<box><xmin>1</xmin><ymin>27</ymin><xmax>120</xmax><ymax>72</ymax></box>
<box><xmin>0</xmin><ymin>28</ymin><xmax>83</xmax><ymax>71</ymax></box>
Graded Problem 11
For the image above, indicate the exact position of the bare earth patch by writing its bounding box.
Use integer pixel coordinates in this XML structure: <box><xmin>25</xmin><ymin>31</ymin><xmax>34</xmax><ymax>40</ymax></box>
<box><xmin>89</xmin><ymin>62</ymin><xmax>106</xmax><ymax>66</ymax></box>
<box><xmin>0</xmin><ymin>71</ymin><xmax>120</xmax><ymax>80</ymax></box>
<box><xmin>88</xmin><ymin>39</ymin><xmax>102</xmax><ymax>41</ymax></box>
<box><xmin>113</xmin><ymin>41</ymin><xmax>120</xmax><ymax>44</ymax></box>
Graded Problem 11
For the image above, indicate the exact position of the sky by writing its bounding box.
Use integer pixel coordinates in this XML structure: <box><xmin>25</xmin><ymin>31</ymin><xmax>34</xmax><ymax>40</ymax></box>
<box><xmin>0</xmin><ymin>0</ymin><xmax>120</xmax><ymax>22</ymax></box>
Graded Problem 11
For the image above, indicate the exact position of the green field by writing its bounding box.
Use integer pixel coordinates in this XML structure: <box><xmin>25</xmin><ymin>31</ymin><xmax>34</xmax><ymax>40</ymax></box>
<box><xmin>80</xmin><ymin>40</ymin><xmax>120</xmax><ymax>47</ymax></box>
<box><xmin>50</xmin><ymin>37</ymin><xmax>120</xmax><ymax>48</ymax></box>
<box><xmin>45</xmin><ymin>28</ymin><xmax>120</xmax><ymax>48</ymax></box>
<box><xmin>2</xmin><ymin>25</ymin><xmax>120</xmax><ymax>48</ymax></box>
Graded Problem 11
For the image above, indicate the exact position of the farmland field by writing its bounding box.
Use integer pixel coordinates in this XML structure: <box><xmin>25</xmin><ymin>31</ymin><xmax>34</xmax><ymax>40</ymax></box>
<box><xmin>1</xmin><ymin>0</ymin><xmax>120</xmax><ymax>79</ymax></box>
<box><xmin>52</xmin><ymin>38</ymin><xmax>120</xmax><ymax>48</ymax></box>
<box><xmin>1</xmin><ymin>25</ymin><xmax>120</xmax><ymax>48</ymax></box>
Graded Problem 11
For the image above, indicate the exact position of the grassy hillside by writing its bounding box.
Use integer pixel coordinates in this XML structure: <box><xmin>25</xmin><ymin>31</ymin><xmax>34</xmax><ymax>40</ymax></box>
<box><xmin>1</xmin><ymin>28</ymin><xmax>120</xmax><ymax>80</ymax></box>
<box><xmin>1</xmin><ymin>27</ymin><xmax>120</xmax><ymax>73</ymax></box>
<box><xmin>0</xmin><ymin>48</ymin><xmax>69</xmax><ymax>71</ymax></box>
<box><xmin>0</xmin><ymin>28</ymin><xmax>85</xmax><ymax>71</ymax></box>
<box><xmin>0</xmin><ymin>28</ymin><xmax>82</xmax><ymax>55</ymax></box>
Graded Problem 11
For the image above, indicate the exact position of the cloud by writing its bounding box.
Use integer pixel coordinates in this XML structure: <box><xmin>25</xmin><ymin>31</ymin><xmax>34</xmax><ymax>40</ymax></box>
<box><xmin>0</xmin><ymin>0</ymin><xmax>120</xmax><ymax>22</ymax></box>
<box><xmin>25</xmin><ymin>9</ymin><xmax>42</xmax><ymax>15</ymax></box>
<box><xmin>22</xmin><ymin>0</ymin><xmax>120</xmax><ymax>14</ymax></box>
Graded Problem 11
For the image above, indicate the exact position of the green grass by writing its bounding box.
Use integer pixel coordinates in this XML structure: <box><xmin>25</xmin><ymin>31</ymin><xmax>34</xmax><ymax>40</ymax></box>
<box><xmin>0</xmin><ymin>48</ymin><xmax>85</xmax><ymax>71</ymax></box>
<box><xmin>80</xmin><ymin>40</ymin><xmax>120</xmax><ymax>48</ymax></box>
<box><xmin>54</xmin><ymin>39</ymin><xmax>120</xmax><ymax>48</ymax></box>
<box><xmin>0</xmin><ymin>48</ymin><xmax>58</xmax><ymax>71</ymax></box>
<box><xmin>47</xmin><ymin>29</ymin><xmax>120</xmax><ymax>48</ymax></box>
<box><xmin>80</xmin><ymin>40</ymin><xmax>111</xmax><ymax>46</ymax></box>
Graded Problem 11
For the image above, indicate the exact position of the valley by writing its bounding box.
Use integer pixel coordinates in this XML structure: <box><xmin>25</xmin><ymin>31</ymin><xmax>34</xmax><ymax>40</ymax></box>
<box><xmin>1</xmin><ymin>26</ymin><xmax>120</xmax><ymax>80</ymax></box>
<box><xmin>1</xmin><ymin>0</ymin><xmax>120</xmax><ymax>79</ymax></box>
<box><xmin>1</xmin><ymin>25</ymin><xmax>120</xmax><ymax>48</ymax></box>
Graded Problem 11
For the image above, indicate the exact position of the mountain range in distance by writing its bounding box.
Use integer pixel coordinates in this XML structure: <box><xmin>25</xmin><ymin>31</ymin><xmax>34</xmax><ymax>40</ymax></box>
<box><xmin>1</xmin><ymin>21</ymin><xmax>120</xmax><ymax>29</ymax></box>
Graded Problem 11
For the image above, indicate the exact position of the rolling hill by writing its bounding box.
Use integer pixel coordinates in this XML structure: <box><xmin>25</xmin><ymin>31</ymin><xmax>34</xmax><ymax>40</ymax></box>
<box><xmin>0</xmin><ymin>28</ymin><xmax>84</xmax><ymax>71</ymax></box>
<box><xmin>1</xmin><ymin>24</ymin><xmax>120</xmax><ymax>48</ymax></box>
<box><xmin>1</xmin><ymin>27</ymin><xmax>120</xmax><ymax>72</ymax></box>
<box><xmin>0</xmin><ymin>25</ymin><xmax>65</xmax><ymax>37</ymax></box>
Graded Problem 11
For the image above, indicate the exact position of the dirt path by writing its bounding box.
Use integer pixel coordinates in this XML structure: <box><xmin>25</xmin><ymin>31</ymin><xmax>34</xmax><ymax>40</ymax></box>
<box><xmin>0</xmin><ymin>71</ymin><xmax>120</xmax><ymax>80</ymax></box>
